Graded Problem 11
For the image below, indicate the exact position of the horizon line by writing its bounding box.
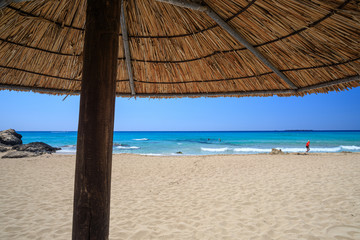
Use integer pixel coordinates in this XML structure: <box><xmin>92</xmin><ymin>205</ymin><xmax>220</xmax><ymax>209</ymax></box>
<box><xmin>13</xmin><ymin>129</ymin><xmax>360</xmax><ymax>132</ymax></box>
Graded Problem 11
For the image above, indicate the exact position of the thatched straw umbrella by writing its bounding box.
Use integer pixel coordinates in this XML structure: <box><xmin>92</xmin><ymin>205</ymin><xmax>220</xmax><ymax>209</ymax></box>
<box><xmin>1</xmin><ymin>0</ymin><xmax>359</xmax><ymax>238</ymax></box>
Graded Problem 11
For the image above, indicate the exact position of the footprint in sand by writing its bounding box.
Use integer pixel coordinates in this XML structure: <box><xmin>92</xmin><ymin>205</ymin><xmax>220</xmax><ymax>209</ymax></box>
<box><xmin>326</xmin><ymin>225</ymin><xmax>360</xmax><ymax>239</ymax></box>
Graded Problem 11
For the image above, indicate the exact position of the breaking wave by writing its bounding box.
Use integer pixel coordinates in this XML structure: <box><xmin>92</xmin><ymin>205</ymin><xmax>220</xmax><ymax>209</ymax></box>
<box><xmin>201</xmin><ymin>147</ymin><xmax>229</xmax><ymax>152</ymax></box>
<box><xmin>341</xmin><ymin>145</ymin><xmax>360</xmax><ymax>150</ymax></box>
<box><xmin>116</xmin><ymin>146</ymin><xmax>140</xmax><ymax>150</ymax></box>
<box><xmin>201</xmin><ymin>145</ymin><xmax>360</xmax><ymax>154</ymax></box>
<box><xmin>234</xmin><ymin>148</ymin><xmax>272</xmax><ymax>153</ymax></box>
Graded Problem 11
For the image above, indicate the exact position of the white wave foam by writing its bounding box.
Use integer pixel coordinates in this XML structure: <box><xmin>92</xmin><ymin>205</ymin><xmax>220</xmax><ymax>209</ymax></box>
<box><xmin>280</xmin><ymin>148</ymin><xmax>309</xmax><ymax>153</ymax></box>
<box><xmin>341</xmin><ymin>145</ymin><xmax>360</xmax><ymax>150</ymax></box>
<box><xmin>234</xmin><ymin>148</ymin><xmax>272</xmax><ymax>153</ymax></box>
<box><xmin>133</xmin><ymin>138</ymin><xmax>149</xmax><ymax>141</ymax></box>
<box><xmin>274</xmin><ymin>146</ymin><xmax>360</xmax><ymax>153</ymax></box>
<box><xmin>57</xmin><ymin>145</ymin><xmax>77</xmax><ymax>154</ymax></box>
<box><xmin>116</xmin><ymin>146</ymin><xmax>140</xmax><ymax>150</ymax></box>
<box><xmin>308</xmin><ymin>147</ymin><xmax>341</xmax><ymax>152</ymax></box>
<box><xmin>233</xmin><ymin>146</ymin><xmax>360</xmax><ymax>153</ymax></box>
<box><xmin>275</xmin><ymin>147</ymin><xmax>341</xmax><ymax>153</ymax></box>
<box><xmin>201</xmin><ymin>147</ymin><xmax>229</xmax><ymax>152</ymax></box>
<box><xmin>56</xmin><ymin>149</ymin><xmax>76</xmax><ymax>154</ymax></box>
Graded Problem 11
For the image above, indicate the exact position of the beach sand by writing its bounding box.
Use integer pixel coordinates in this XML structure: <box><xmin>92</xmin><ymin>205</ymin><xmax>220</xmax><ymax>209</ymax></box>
<box><xmin>0</xmin><ymin>152</ymin><xmax>360</xmax><ymax>239</ymax></box>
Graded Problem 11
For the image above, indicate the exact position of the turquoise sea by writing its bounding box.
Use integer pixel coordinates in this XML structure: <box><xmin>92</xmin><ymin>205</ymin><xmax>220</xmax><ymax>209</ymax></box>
<box><xmin>18</xmin><ymin>131</ymin><xmax>360</xmax><ymax>155</ymax></box>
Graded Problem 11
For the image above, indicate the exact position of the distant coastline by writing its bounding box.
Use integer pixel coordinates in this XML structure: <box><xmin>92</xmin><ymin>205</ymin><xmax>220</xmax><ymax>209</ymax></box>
<box><xmin>284</xmin><ymin>130</ymin><xmax>314</xmax><ymax>132</ymax></box>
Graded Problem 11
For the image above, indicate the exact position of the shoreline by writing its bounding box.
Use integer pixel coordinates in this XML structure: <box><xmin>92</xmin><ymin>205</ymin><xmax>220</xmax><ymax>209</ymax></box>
<box><xmin>17</xmin><ymin>130</ymin><xmax>360</xmax><ymax>156</ymax></box>
<box><xmin>53</xmin><ymin>151</ymin><xmax>360</xmax><ymax>157</ymax></box>
<box><xmin>1</xmin><ymin>152</ymin><xmax>360</xmax><ymax>239</ymax></box>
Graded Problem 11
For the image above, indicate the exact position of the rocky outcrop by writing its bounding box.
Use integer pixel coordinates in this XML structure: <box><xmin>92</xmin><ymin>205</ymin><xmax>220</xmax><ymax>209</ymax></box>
<box><xmin>0</xmin><ymin>130</ymin><xmax>61</xmax><ymax>159</ymax></box>
<box><xmin>0</xmin><ymin>129</ymin><xmax>22</xmax><ymax>146</ymax></box>
<box><xmin>2</xmin><ymin>151</ymin><xmax>38</xmax><ymax>158</ymax></box>
<box><xmin>270</xmin><ymin>148</ymin><xmax>284</xmax><ymax>155</ymax></box>
<box><xmin>0</xmin><ymin>143</ymin><xmax>12</xmax><ymax>152</ymax></box>
<box><xmin>12</xmin><ymin>142</ymin><xmax>61</xmax><ymax>154</ymax></box>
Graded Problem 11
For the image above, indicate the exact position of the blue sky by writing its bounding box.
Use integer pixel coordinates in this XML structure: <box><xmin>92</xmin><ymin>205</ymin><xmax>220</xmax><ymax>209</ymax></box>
<box><xmin>0</xmin><ymin>87</ymin><xmax>359</xmax><ymax>131</ymax></box>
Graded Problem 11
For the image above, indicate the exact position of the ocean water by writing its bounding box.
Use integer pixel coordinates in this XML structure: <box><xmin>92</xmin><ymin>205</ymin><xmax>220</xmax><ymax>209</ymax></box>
<box><xmin>18</xmin><ymin>131</ymin><xmax>360</xmax><ymax>155</ymax></box>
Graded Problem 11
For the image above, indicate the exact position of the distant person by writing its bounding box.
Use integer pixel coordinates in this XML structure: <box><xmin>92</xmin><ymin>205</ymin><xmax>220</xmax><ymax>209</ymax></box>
<box><xmin>306</xmin><ymin>140</ymin><xmax>310</xmax><ymax>152</ymax></box>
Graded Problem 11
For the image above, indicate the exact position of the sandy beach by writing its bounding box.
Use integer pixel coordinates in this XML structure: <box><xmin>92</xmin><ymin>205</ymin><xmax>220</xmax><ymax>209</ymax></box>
<box><xmin>0</xmin><ymin>152</ymin><xmax>359</xmax><ymax>239</ymax></box>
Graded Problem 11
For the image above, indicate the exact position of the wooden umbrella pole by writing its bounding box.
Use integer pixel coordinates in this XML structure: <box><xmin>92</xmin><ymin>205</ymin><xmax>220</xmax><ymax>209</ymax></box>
<box><xmin>72</xmin><ymin>0</ymin><xmax>121</xmax><ymax>239</ymax></box>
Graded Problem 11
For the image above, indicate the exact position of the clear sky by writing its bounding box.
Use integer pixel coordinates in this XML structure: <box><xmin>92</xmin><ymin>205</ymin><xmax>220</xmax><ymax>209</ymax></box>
<box><xmin>0</xmin><ymin>87</ymin><xmax>359</xmax><ymax>131</ymax></box>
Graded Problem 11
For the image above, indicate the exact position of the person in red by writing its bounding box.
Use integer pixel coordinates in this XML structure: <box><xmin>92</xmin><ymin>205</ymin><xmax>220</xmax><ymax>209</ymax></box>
<box><xmin>306</xmin><ymin>140</ymin><xmax>310</xmax><ymax>152</ymax></box>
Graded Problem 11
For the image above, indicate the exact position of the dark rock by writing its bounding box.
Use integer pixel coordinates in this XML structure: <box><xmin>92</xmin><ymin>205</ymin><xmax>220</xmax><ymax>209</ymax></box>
<box><xmin>0</xmin><ymin>143</ymin><xmax>12</xmax><ymax>152</ymax></box>
<box><xmin>270</xmin><ymin>148</ymin><xmax>283</xmax><ymax>155</ymax></box>
<box><xmin>176</xmin><ymin>151</ymin><xmax>183</xmax><ymax>154</ymax></box>
<box><xmin>0</xmin><ymin>129</ymin><xmax>22</xmax><ymax>146</ymax></box>
<box><xmin>12</xmin><ymin>142</ymin><xmax>61</xmax><ymax>154</ymax></box>
<box><xmin>2</xmin><ymin>151</ymin><xmax>39</xmax><ymax>158</ymax></box>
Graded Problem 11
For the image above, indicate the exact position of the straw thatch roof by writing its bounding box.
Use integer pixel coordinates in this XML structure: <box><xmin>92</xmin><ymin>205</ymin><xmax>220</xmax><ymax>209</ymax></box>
<box><xmin>0</xmin><ymin>0</ymin><xmax>359</xmax><ymax>97</ymax></box>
